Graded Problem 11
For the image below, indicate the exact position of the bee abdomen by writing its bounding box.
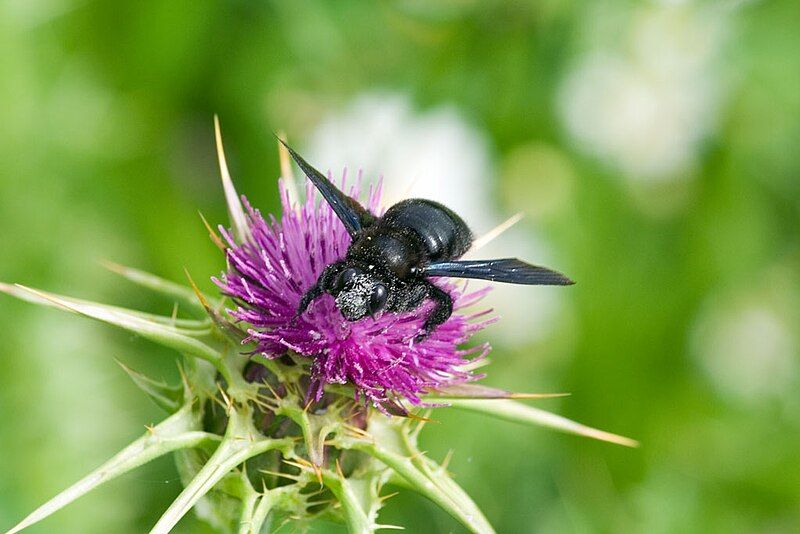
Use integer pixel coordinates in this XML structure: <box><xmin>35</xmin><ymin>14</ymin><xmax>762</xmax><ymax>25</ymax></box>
<box><xmin>381</xmin><ymin>199</ymin><xmax>473</xmax><ymax>262</ymax></box>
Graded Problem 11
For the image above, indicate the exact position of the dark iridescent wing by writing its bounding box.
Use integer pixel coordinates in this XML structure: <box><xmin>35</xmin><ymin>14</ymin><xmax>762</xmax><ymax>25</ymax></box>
<box><xmin>422</xmin><ymin>258</ymin><xmax>574</xmax><ymax>285</ymax></box>
<box><xmin>278</xmin><ymin>138</ymin><xmax>374</xmax><ymax>238</ymax></box>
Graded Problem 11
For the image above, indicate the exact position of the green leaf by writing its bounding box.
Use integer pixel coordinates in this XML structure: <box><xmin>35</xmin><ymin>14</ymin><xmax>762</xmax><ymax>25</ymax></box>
<box><xmin>101</xmin><ymin>260</ymin><xmax>213</xmax><ymax>317</ymax></box>
<box><xmin>0</xmin><ymin>283</ymin><xmax>222</xmax><ymax>364</ymax></box>
<box><xmin>446</xmin><ymin>399</ymin><xmax>639</xmax><ymax>447</ymax></box>
<box><xmin>427</xmin><ymin>383</ymin><xmax>569</xmax><ymax>400</ymax></box>
<box><xmin>214</xmin><ymin>115</ymin><xmax>251</xmax><ymax>244</ymax></box>
<box><xmin>7</xmin><ymin>405</ymin><xmax>218</xmax><ymax>534</ymax></box>
<box><xmin>0</xmin><ymin>283</ymin><xmax>205</xmax><ymax>329</ymax></box>
<box><xmin>116</xmin><ymin>360</ymin><xmax>183</xmax><ymax>413</ymax></box>
<box><xmin>150</xmin><ymin>407</ymin><xmax>293</xmax><ymax>534</ymax></box>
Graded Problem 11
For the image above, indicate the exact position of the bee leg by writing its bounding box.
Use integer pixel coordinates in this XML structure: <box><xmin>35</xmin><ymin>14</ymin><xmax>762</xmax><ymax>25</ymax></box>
<box><xmin>415</xmin><ymin>281</ymin><xmax>453</xmax><ymax>342</ymax></box>
<box><xmin>296</xmin><ymin>284</ymin><xmax>323</xmax><ymax>317</ymax></box>
<box><xmin>296</xmin><ymin>262</ymin><xmax>344</xmax><ymax>317</ymax></box>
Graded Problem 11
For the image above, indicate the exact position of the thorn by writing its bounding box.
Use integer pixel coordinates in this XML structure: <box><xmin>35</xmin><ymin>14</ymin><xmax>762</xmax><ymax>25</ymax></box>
<box><xmin>406</xmin><ymin>411</ymin><xmax>436</xmax><ymax>424</ymax></box>
<box><xmin>335</xmin><ymin>458</ymin><xmax>344</xmax><ymax>479</ymax></box>
<box><xmin>342</xmin><ymin>424</ymin><xmax>371</xmax><ymax>440</ymax></box>
<box><xmin>183</xmin><ymin>268</ymin><xmax>212</xmax><ymax>311</ymax></box>
<box><xmin>97</xmin><ymin>258</ymin><xmax>128</xmax><ymax>275</ymax></box>
<box><xmin>259</xmin><ymin>380</ymin><xmax>281</xmax><ymax>401</ymax></box>
<box><xmin>509</xmin><ymin>392</ymin><xmax>571</xmax><ymax>399</ymax></box>
<box><xmin>471</xmin><ymin>212</ymin><xmax>524</xmax><ymax>252</ymax></box>
<box><xmin>145</xmin><ymin>424</ymin><xmax>156</xmax><ymax>435</ymax></box>
<box><xmin>408</xmin><ymin>409</ymin><xmax>432</xmax><ymax>440</ymax></box>
<box><xmin>251</xmin><ymin>395</ymin><xmax>279</xmax><ymax>412</ymax></box>
<box><xmin>277</xmin><ymin>131</ymin><xmax>295</xmax><ymax>182</ymax></box>
<box><xmin>290</xmin><ymin>456</ymin><xmax>323</xmax><ymax>487</ymax></box>
<box><xmin>407</xmin><ymin>449</ymin><xmax>428</xmax><ymax>462</ymax></box>
<box><xmin>214</xmin><ymin>115</ymin><xmax>250</xmax><ymax>243</ymax></box>
<box><xmin>313</xmin><ymin>464</ymin><xmax>323</xmax><ymax>488</ymax></box>
<box><xmin>198</xmin><ymin>211</ymin><xmax>226</xmax><ymax>250</ymax></box>
<box><xmin>184</xmin><ymin>268</ymin><xmax>245</xmax><ymax>340</ymax></box>
<box><xmin>259</xmin><ymin>469</ymin><xmax>301</xmax><ymax>482</ymax></box>
<box><xmin>441</xmin><ymin>449</ymin><xmax>454</xmax><ymax>471</ymax></box>
<box><xmin>170</xmin><ymin>302</ymin><xmax>179</xmax><ymax>324</ymax></box>
<box><xmin>403</xmin><ymin>174</ymin><xmax>421</xmax><ymax>197</ymax></box>
<box><xmin>378</xmin><ymin>491</ymin><xmax>399</xmax><ymax>503</ymax></box>
<box><xmin>217</xmin><ymin>383</ymin><xmax>233</xmax><ymax>412</ymax></box>
<box><xmin>283</xmin><ymin>458</ymin><xmax>310</xmax><ymax>470</ymax></box>
<box><xmin>208</xmin><ymin>391</ymin><xmax>228</xmax><ymax>410</ymax></box>
<box><xmin>276</xmin><ymin>130</ymin><xmax>300</xmax><ymax>208</ymax></box>
<box><xmin>176</xmin><ymin>362</ymin><xmax>191</xmax><ymax>393</ymax></box>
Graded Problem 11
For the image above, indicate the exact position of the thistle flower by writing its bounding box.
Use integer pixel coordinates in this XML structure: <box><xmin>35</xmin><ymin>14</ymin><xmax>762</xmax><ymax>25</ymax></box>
<box><xmin>215</xmin><ymin>178</ymin><xmax>493</xmax><ymax>411</ymax></box>
<box><xmin>0</xmin><ymin>118</ymin><xmax>636</xmax><ymax>534</ymax></box>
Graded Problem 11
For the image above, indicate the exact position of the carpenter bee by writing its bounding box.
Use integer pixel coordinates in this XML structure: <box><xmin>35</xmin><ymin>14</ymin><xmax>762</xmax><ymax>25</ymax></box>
<box><xmin>281</xmin><ymin>140</ymin><xmax>574</xmax><ymax>340</ymax></box>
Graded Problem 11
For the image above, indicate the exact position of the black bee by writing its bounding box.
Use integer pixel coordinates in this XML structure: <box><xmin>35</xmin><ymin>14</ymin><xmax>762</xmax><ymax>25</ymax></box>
<box><xmin>281</xmin><ymin>140</ymin><xmax>574</xmax><ymax>340</ymax></box>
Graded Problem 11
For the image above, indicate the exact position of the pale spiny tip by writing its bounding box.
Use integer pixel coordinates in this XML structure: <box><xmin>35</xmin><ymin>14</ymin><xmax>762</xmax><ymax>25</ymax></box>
<box><xmin>471</xmin><ymin>212</ymin><xmax>524</xmax><ymax>252</ymax></box>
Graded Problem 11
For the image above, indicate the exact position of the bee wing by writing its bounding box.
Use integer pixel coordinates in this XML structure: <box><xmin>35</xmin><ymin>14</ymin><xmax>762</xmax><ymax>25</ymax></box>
<box><xmin>422</xmin><ymin>258</ymin><xmax>574</xmax><ymax>285</ymax></box>
<box><xmin>278</xmin><ymin>138</ymin><xmax>375</xmax><ymax>238</ymax></box>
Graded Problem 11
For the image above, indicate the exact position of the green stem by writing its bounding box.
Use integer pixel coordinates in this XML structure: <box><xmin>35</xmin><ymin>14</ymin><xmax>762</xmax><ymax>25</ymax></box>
<box><xmin>349</xmin><ymin>440</ymin><xmax>493</xmax><ymax>534</ymax></box>
<box><xmin>8</xmin><ymin>405</ymin><xmax>217</xmax><ymax>534</ymax></box>
<box><xmin>150</xmin><ymin>409</ymin><xmax>292</xmax><ymax>534</ymax></box>
<box><xmin>317</xmin><ymin>470</ymin><xmax>375</xmax><ymax>534</ymax></box>
<box><xmin>241</xmin><ymin>491</ymin><xmax>276</xmax><ymax>534</ymax></box>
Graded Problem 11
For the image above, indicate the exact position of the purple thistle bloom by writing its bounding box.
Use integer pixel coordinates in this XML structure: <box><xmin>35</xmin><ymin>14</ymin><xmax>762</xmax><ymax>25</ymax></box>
<box><xmin>214</xmin><ymin>173</ymin><xmax>495</xmax><ymax>409</ymax></box>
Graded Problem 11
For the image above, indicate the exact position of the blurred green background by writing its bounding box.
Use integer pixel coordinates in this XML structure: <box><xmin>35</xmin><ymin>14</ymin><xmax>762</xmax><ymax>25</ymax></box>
<box><xmin>1</xmin><ymin>0</ymin><xmax>798</xmax><ymax>532</ymax></box>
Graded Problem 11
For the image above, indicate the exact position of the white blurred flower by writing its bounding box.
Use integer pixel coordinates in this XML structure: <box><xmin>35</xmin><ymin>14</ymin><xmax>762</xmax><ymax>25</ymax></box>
<box><xmin>691</xmin><ymin>286</ymin><xmax>798</xmax><ymax>407</ymax></box>
<box><xmin>2</xmin><ymin>0</ymin><xmax>83</xmax><ymax>28</ymax></box>
<box><xmin>305</xmin><ymin>93</ymin><xmax>495</xmax><ymax>230</ymax></box>
<box><xmin>304</xmin><ymin>92</ymin><xmax>567</xmax><ymax>345</ymax></box>
<box><xmin>558</xmin><ymin>4</ymin><xmax>727</xmax><ymax>182</ymax></box>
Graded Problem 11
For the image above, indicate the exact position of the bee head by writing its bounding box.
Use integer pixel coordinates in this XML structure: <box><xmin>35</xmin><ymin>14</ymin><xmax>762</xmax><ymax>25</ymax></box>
<box><xmin>332</xmin><ymin>267</ymin><xmax>388</xmax><ymax>321</ymax></box>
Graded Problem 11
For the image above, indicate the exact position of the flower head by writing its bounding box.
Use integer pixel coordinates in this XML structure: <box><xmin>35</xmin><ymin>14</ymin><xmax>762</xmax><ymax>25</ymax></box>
<box><xmin>215</xmin><ymin>175</ymin><xmax>494</xmax><ymax>409</ymax></box>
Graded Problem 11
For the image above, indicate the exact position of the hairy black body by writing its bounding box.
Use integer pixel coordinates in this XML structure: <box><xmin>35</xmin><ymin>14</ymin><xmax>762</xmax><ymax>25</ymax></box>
<box><xmin>280</xmin><ymin>140</ymin><xmax>574</xmax><ymax>340</ymax></box>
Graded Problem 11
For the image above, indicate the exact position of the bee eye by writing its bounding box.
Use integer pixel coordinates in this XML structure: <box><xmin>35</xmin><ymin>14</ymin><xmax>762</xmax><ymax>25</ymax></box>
<box><xmin>335</xmin><ymin>268</ymin><xmax>359</xmax><ymax>291</ymax></box>
<box><xmin>368</xmin><ymin>284</ymin><xmax>388</xmax><ymax>315</ymax></box>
